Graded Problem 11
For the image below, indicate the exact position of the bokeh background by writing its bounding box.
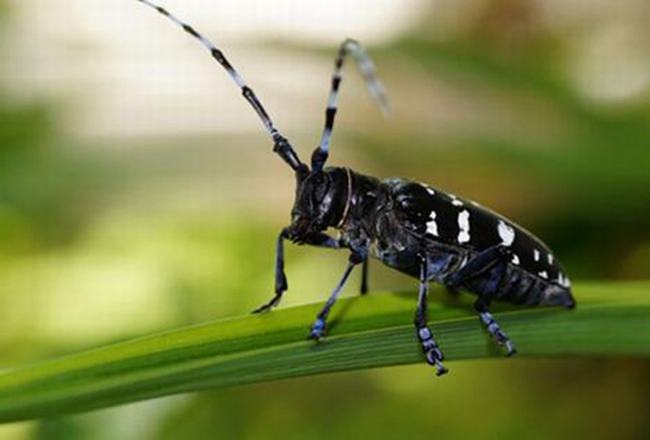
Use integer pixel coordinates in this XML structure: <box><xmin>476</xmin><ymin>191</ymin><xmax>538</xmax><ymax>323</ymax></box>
<box><xmin>1</xmin><ymin>0</ymin><xmax>650</xmax><ymax>438</ymax></box>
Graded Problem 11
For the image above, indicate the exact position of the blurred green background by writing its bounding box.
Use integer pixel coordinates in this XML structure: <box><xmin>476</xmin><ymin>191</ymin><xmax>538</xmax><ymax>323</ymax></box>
<box><xmin>1</xmin><ymin>0</ymin><xmax>649</xmax><ymax>438</ymax></box>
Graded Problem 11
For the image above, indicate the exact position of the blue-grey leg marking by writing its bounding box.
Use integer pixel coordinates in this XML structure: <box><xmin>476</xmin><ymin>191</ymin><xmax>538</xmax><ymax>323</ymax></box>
<box><xmin>474</xmin><ymin>261</ymin><xmax>517</xmax><ymax>356</ymax></box>
<box><xmin>310</xmin><ymin>317</ymin><xmax>326</xmax><ymax>339</ymax></box>
<box><xmin>444</xmin><ymin>245</ymin><xmax>517</xmax><ymax>356</ymax></box>
<box><xmin>415</xmin><ymin>256</ymin><xmax>447</xmax><ymax>376</ymax></box>
<box><xmin>309</xmin><ymin>256</ymin><xmax>359</xmax><ymax>340</ymax></box>
<box><xmin>478</xmin><ymin>311</ymin><xmax>516</xmax><ymax>356</ymax></box>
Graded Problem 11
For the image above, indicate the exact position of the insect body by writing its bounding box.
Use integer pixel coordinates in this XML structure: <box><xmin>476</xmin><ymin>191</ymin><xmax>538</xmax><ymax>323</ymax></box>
<box><xmin>137</xmin><ymin>0</ymin><xmax>575</xmax><ymax>375</ymax></box>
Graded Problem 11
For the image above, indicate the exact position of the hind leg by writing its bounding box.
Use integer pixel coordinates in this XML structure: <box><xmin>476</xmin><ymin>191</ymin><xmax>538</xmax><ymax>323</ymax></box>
<box><xmin>445</xmin><ymin>245</ymin><xmax>516</xmax><ymax>356</ymax></box>
<box><xmin>474</xmin><ymin>299</ymin><xmax>516</xmax><ymax>356</ymax></box>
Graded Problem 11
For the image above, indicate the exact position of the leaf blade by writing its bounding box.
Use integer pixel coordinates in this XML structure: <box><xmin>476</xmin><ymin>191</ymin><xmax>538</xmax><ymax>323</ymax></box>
<box><xmin>0</xmin><ymin>282</ymin><xmax>648</xmax><ymax>423</ymax></box>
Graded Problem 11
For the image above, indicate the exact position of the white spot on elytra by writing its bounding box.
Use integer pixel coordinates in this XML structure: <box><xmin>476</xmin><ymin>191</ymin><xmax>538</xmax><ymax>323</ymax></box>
<box><xmin>557</xmin><ymin>272</ymin><xmax>571</xmax><ymax>288</ymax></box>
<box><xmin>548</xmin><ymin>254</ymin><xmax>554</xmax><ymax>265</ymax></box>
<box><xmin>426</xmin><ymin>211</ymin><xmax>439</xmax><ymax>237</ymax></box>
<box><xmin>534</xmin><ymin>249</ymin><xmax>540</xmax><ymax>262</ymax></box>
<box><xmin>511</xmin><ymin>254</ymin><xmax>520</xmax><ymax>265</ymax></box>
<box><xmin>539</xmin><ymin>271</ymin><xmax>548</xmax><ymax>279</ymax></box>
<box><xmin>420</xmin><ymin>183</ymin><xmax>435</xmax><ymax>195</ymax></box>
<box><xmin>498</xmin><ymin>220</ymin><xmax>515</xmax><ymax>246</ymax></box>
<box><xmin>451</xmin><ymin>197</ymin><xmax>464</xmax><ymax>207</ymax></box>
<box><xmin>457</xmin><ymin>210</ymin><xmax>470</xmax><ymax>243</ymax></box>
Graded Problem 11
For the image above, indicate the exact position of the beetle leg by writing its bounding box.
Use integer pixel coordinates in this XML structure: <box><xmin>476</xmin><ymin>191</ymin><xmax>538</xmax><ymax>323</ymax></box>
<box><xmin>309</xmin><ymin>252</ymin><xmax>363</xmax><ymax>340</ymax></box>
<box><xmin>360</xmin><ymin>259</ymin><xmax>369</xmax><ymax>295</ymax></box>
<box><xmin>415</xmin><ymin>255</ymin><xmax>448</xmax><ymax>376</ymax></box>
<box><xmin>475</xmin><ymin>303</ymin><xmax>516</xmax><ymax>356</ymax></box>
<box><xmin>475</xmin><ymin>261</ymin><xmax>517</xmax><ymax>356</ymax></box>
<box><xmin>444</xmin><ymin>245</ymin><xmax>516</xmax><ymax>356</ymax></box>
<box><xmin>252</xmin><ymin>228</ymin><xmax>289</xmax><ymax>313</ymax></box>
<box><xmin>445</xmin><ymin>245</ymin><xmax>511</xmax><ymax>287</ymax></box>
<box><xmin>253</xmin><ymin>230</ymin><xmax>341</xmax><ymax>314</ymax></box>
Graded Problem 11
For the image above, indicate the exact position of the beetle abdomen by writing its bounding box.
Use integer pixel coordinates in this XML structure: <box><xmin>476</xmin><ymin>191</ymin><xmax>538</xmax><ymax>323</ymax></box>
<box><xmin>386</xmin><ymin>178</ymin><xmax>571</xmax><ymax>287</ymax></box>
<box><xmin>460</xmin><ymin>256</ymin><xmax>575</xmax><ymax>308</ymax></box>
<box><xmin>383</xmin><ymin>178</ymin><xmax>574</xmax><ymax>306</ymax></box>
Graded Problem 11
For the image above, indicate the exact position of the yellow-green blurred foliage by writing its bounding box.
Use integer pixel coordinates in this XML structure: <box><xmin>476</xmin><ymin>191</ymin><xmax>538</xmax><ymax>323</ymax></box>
<box><xmin>0</xmin><ymin>0</ymin><xmax>649</xmax><ymax>438</ymax></box>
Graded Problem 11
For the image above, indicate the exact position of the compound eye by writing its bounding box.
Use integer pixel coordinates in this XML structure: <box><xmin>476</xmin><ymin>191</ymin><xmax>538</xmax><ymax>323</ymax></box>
<box><xmin>312</xmin><ymin>179</ymin><xmax>329</xmax><ymax>205</ymax></box>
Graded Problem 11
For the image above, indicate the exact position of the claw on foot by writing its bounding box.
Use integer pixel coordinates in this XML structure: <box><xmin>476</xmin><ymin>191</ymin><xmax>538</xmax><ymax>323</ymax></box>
<box><xmin>309</xmin><ymin>317</ymin><xmax>326</xmax><ymax>340</ymax></box>
<box><xmin>425</xmin><ymin>350</ymin><xmax>448</xmax><ymax>376</ymax></box>
<box><xmin>251</xmin><ymin>295</ymin><xmax>282</xmax><ymax>314</ymax></box>
<box><xmin>479</xmin><ymin>311</ymin><xmax>517</xmax><ymax>356</ymax></box>
<box><xmin>504</xmin><ymin>340</ymin><xmax>517</xmax><ymax>357</ymax></box>
<box><xmin>417</xmin><ymin>326</ymin><xmax>448</xmax><ymax>375</ymax></box>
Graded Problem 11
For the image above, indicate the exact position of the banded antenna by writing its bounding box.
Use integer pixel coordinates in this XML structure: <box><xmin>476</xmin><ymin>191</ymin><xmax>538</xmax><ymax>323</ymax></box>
<box><xmin>135</xmin><ymin>0</ymin><xmax>306</xmax><ymax>173</ymax></box>
<box><xmin>311</xmin><ymin>38</ymin><xmax>390</xmax><ymax>174</ymax></box>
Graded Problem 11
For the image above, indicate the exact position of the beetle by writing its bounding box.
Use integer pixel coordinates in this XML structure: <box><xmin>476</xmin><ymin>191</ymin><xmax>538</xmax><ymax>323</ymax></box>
<box><xmin>137</xmin><ymin>0</ymin><xmax>576</xmax><ymax>375</ymax></box>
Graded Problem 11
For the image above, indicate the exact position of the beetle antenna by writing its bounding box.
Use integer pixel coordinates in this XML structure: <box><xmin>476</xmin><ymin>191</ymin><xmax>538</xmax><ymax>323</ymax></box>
<box><xmin>136</xmin><ymin>0</ymin><xmax>306</xmax><ymax>173</ymax></box>
<box><xmin>311</xmin><ymin>38</ymin><xmax>389</xmax><ymax>173</ymax></box>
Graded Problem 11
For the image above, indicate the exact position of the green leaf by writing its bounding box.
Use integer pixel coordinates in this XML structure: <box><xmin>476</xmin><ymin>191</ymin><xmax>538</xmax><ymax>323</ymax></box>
<box><xmin>0</xmin><ymin>282</ymin><xmax>648</xmax><ymax>423</ymax></box>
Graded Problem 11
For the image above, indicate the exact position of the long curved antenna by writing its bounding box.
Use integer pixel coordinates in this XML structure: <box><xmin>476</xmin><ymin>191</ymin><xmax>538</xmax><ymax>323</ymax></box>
<box><xmin>311</xmin><ymin>38</ymin><xmax>390</xmax><ymax>173</ymax></box>
<box><xmin>136</xmin><ymin>0</ymin><xmax>306</xmax><ymax>172</ymax></box>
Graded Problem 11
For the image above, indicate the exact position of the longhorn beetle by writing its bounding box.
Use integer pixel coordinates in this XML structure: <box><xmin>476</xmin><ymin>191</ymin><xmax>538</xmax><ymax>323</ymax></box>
<box><xmin>136</xmin><ymin>0</ymin><xmax>576</xmax><ymax>375</ymax></box>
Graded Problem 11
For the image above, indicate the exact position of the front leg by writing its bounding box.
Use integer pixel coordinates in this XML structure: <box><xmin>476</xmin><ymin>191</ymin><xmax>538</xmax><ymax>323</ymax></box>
<box><xmin>253</xmin><ymin>229</ymin><xmax>340</xmax><ymax>314</ymax></box>
<box><xmin>309</xmin><ymin>251</ymin><xmax>365</xmax><ymax>340</ymax></box>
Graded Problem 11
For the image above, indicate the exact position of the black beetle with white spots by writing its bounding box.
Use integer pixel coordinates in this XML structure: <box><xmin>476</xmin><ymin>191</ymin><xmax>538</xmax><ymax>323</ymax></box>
<box><xmin>136</xmin><ymin>0</ymin><xmax>576</xmax><ymax>376</ymax></box>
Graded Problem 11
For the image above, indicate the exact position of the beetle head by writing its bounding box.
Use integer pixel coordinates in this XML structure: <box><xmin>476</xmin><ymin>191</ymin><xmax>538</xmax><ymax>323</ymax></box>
<box><xmin>286</xmin><ymin>167</ymin><xmax>348</xmax><ymax>242</ymax></box>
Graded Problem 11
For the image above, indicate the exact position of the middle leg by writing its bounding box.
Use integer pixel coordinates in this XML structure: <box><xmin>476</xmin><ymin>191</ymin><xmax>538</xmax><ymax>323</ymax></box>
<box><xmin>309</xmin><ymin>252</ymin><xmax>364</xmax><ymax>340</ymax></box>
<box><xmin>415</xmin><ymin>255</ymin><xmax>448</xmax><ymax>376</ymax></box>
